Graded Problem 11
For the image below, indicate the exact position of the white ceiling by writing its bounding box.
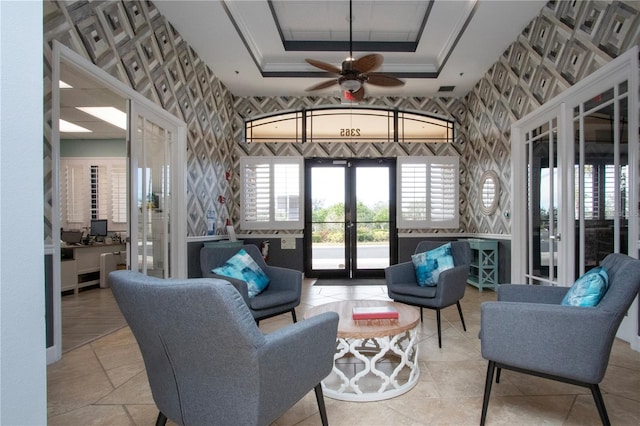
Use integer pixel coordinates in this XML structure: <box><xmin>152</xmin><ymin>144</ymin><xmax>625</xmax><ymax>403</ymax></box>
<box><xmin>155</xmin><ymin>0</ymin><xmax>547</xmax><ymax>98</ymax></box>
<box><xmin>60</xmin><ymin>0</ymin><xmax>547</xmax><ymax>139</ymax></box>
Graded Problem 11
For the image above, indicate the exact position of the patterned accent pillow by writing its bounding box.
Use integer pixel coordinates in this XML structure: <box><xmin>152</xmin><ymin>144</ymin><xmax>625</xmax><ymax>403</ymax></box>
<box><xmin>212</xmin><ymin>249</ymin><xmax>270</xmax><ymax>298</ymax></box>
<box><xmin>561</xmin><ymin>266</ymin><xmax>609</xmax><ymax>307</ymax></box>
<box><xmin>412</xmin><ymin>243</ymin><xmax>455</xmax><ymax>287</ymax></box>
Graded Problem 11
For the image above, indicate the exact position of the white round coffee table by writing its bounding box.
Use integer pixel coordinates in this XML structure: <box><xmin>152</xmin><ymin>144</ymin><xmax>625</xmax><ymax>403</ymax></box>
<box><xmin>304</xmin><ymin>300</ymin><xmax>420</xmax><ymax>402</ymax></box>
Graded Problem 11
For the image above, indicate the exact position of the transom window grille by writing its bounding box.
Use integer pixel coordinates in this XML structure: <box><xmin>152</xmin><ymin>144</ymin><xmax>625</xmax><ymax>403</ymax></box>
<box><xmin>397</xmin><ymin>156</ymin><xmax>459</xmax><ymax>228</ymax></box>
<box><xmin>245</xmin><ymin>106</ymin><xmax>454</xmax><ymax>144</ymax></box>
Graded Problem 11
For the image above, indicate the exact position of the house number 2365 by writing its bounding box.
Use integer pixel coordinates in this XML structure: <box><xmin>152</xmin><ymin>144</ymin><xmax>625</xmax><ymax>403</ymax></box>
<box><xmin>340</xmin><ymin>128</ymin><xmax>360</xmax><ymax>137</ymax></box>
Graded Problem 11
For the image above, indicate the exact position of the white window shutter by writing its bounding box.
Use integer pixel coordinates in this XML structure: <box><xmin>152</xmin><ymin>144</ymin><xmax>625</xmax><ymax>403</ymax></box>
<box><xmin>111</xmin><ymin>162</ymin><xmax>127</xmax><ymax>223</ymax></box>
<box><xmin>240</xmin><ymin>157</ymin><xmax>303</xmax><ymax>230</ymax></box>
<box><xmin>61</xmin><ymin>160</ymin><xmax>87</xmax><ymax>227</ymax></box>
<box><xmin>397</xmin><ymin>156</ymin><xmax>459</xmax><ymax>229</ymax></box>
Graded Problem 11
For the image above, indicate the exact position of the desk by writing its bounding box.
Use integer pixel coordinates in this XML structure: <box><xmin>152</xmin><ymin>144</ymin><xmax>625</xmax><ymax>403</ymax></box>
<box><xmin>61</xmin><ymin>243</ymin><xmax>126</xmax><ymax>293</ymax></box>
<box><xmin>304</xmin><ymin>300</ymin><xmax>420</xmax><ymax>402</ymax></box>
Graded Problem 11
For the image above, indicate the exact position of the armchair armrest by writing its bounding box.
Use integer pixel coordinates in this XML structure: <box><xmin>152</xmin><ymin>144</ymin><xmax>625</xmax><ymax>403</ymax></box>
<box><xmin>262</xmin><ymin>266</ymin><xmax>303</xmax><ymax>293</ymax></box>
<box><xmin>433</xmin><ymin>264</ymin><xmax>469</xmax><ymax>305</ymax></box>
<box><xmin>258</xmin><ymin>312</ymin><xmax>339</xmax><ymax>419</ymax></box>
<box><xmin>481</xmin><ymin>301</ymin><xmax>614</xmax><ymax>383</ymax></box>
<box><xmin>210</xmin><ymin>273</ymin><xmax>250</xmax><ymax>302</ymax></box>
<box><xmin>385</xmin><ymin>261</ymin><xmax>417</xmax><ymax>287</ymax></box>
<box><xmin>498</xmin><ymin>284</ymin><xmax>569</xmax><ymax>304</ymax></box>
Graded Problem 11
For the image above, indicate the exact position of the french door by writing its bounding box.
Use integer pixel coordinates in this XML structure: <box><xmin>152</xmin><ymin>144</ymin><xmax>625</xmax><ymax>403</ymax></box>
<box><xmin>304</xmin><ymin>158</ymin><xmax>396</xmax><ymax>279</ymax></box>
<box><xmin>129</xmin><ymin>103</ymin><xmax>187</xmax><ymax>278</ymax></box>
<box><xmin>512</xmin><ymin>47</ymin><xmax>638</xmax><ymax>347</ymax></box>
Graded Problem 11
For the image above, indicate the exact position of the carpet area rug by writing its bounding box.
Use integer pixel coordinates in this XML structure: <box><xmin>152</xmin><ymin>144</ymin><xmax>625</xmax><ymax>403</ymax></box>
<box><xmin>313</xmin><ymin>278</ymin><xmax>386</xmax><ymax>286</ymax></box>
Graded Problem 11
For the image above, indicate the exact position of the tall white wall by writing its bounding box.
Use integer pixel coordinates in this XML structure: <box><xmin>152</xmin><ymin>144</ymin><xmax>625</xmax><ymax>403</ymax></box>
<box><xmin>0</xmin><ymin>1</ymin><xmax>47</xmax><ymax>424</ymax></box>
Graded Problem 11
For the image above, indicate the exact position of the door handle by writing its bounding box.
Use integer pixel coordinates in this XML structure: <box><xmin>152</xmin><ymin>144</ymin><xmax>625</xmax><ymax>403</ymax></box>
<box><xmin>549</xmin><ymin>234</ymin><xmax>561</xmax><ymax>242</ymax></box>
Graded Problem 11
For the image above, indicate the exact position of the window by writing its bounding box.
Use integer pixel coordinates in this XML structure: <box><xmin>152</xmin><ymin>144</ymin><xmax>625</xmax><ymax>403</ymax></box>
<box><xmin>244</xmin><ymin>107</ymin><xmax>455</xmax><ymax>144</ymax></box>
<box><xmin>397</xmin><ymin>156</ymin><xmax>459</xmax><ymax>228</ymax></box>
<box><xmin>575</xmin><ymin>163</ymin><xmax>628</xmax><ymax>220</ymax></box>
<box><xmin>240</xmin><ymin>157</ymin><xmax>303</xmax><ymax>230</ymax></box>
<box><xmin>60</xmin><ymin>158</ymin><xmax>127</xmax><ymax>230</ymax></box>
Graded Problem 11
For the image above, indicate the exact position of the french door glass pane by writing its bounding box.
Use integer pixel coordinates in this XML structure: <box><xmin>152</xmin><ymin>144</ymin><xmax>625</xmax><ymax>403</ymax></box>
<box><xmin>310</xmin><ymin>167</ymin><xmax>345</xmax><ymax>270</ymax></box>
<box><xmin>355</xmin><ymin>167</ymin><xmax>389</xmax><ymax>269</ymax></box>
<box><xmin>526</xmin><ymin>118</ymin><xmax>558</xmax><ymax>285</ymax></box>
<box><xmin>136</xmin><ymin>117</ymin><xmax>170</xmax><ymax>278</ymax></box>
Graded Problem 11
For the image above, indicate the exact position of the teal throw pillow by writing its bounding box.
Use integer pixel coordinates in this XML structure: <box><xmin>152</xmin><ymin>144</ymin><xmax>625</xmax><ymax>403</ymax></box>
<box><xmin>561</xmin><ymin>266</ymin><xmax>608</xmax><ymax>307</ymax></box>
<box><xmin>412</xmin><ymin>243</ymin><xmax>455</xmax><ymax>287</ymax></box>
<box><xmin>212</xmin><ymin>248</ymin><xmax>270</xmax><ymax>298</ymax></box>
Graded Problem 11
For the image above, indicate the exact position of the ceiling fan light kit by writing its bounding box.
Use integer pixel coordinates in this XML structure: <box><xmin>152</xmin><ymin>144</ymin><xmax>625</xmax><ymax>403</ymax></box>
<box><xmin>305</xmin><ymin>0</ymin><xmax>404</xmax><ymax>101</ymax></box>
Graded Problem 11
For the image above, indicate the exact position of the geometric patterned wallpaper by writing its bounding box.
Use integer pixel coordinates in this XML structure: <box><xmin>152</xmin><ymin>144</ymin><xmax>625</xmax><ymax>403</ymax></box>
<box><xmin>463</xmin><ymin>0</ymin><xmax>639</xmax><ymax>235</ymax></box>
<box><xmin>42</xmin><ymin>0</ymin><xmax>640</xmax><ymax>240</ymax></box>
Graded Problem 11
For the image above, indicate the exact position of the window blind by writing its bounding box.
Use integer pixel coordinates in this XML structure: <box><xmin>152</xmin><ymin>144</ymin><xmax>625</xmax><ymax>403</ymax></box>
<box><xmin>397</xmin><ymin>156</ymin><xmax>459</xmax><ymax>228</ymax></box>
<box><xmin>240</xmin><ymin>157</ymin><xmax>303</xmax><ymax>230</ymax></box>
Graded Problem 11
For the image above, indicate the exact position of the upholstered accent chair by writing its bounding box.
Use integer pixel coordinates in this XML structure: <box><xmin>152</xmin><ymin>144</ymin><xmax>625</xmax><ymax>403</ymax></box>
<box><xmin>109</xmin><ymin>270</ymin><xmax>339</xmax><ymax>426</ymax></box>
<box><xmin>200</xmin><ymin>244</ymin><xmax>301</xmax><ymax>324</ymax></box>
<box><xmin>479</xmin><ymin>253</ymin><xmax>640</xmax><ymax>426</ymax></box>
<box><xmin>385</xmin><ymin>240</ymin><xmax>471</xmax><ymax>348</ymax></box>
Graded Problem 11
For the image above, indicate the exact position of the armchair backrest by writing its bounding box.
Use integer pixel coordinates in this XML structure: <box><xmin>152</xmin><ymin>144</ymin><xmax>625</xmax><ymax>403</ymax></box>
<box><xmin>200</xmin><ymin>244</ymin><xmax>266</xmax><ymax>278</ymax></box>
<box><xmin>109</xmin><ymin>270</ymin><xmax>267</xmax><ymax>425</ymax></box>
<box><xmin>597</xmin><ymin>253</ymin><xmax>640</xmax><ymax>318</ymax></box>
<box><xmin>415</xmin><ymin>240</ymin><xmax>471</xmax><ymax>267</ymax></box>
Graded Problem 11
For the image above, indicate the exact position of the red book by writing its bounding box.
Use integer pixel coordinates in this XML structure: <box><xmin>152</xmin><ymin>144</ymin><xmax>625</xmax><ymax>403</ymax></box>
<box><xmin>352</xmin><ymin>306</ymin><xmax>399</xmax><ymax>320</ymax></box>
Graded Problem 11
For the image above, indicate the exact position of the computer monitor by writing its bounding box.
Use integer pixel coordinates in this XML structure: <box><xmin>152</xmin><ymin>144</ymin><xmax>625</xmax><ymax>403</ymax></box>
<box><xmin>90</xmin><ymin>219</ymin><xmax>108</xmax><ymax>237</ymax></box>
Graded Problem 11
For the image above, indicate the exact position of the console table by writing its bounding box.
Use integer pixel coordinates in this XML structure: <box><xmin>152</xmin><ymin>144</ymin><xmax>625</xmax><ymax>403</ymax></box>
<box><xmin>466</xmin><ymin>239</ymin><xmax>498</xmax><ymax>292</ymax></box>
<box><xmin>61</xmin><ymin>243</ymin><xmax>126</xmax><ymax>294</ymax></box>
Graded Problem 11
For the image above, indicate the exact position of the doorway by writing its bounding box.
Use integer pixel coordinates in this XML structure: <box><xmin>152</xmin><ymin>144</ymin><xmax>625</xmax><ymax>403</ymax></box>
<box><xmin>50</xmin><ymin>43</ymin><xmax>187</xmax><ymax>363</ymax></box>
<box><xmin>304</xmin><ymin>158</ymin><xmax>396</xmax><ymax>279</ymax></box>
<box><xmin>511</xmin><ymin>47</ymin><xmax>638</xmax><ymax>348</ymax></box>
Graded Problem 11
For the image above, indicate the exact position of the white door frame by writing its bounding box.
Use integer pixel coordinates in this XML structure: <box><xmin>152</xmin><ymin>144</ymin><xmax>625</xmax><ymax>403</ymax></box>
<box><xmin>49</xmin><ymin>42</ymin><xmax>187</xmax><ymax>363</ymax></box>
<box><xmin>511</xmin><ymin>46</ymin><xmax>639</xmax><ymax>349</ymax></box>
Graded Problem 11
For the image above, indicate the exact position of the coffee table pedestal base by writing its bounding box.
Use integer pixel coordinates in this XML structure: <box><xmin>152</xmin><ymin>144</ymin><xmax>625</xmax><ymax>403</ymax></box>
<box><xmin>323</xmin><ymin>327</ymin><xmax>419</xmax><ymax>402</ymax></box>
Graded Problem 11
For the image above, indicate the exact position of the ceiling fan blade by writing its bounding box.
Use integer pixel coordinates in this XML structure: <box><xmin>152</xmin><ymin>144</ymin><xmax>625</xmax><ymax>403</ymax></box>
<box><xmin>366</xmin><ymin>73</ymin><xmax>405</xmax><ymax>87</ymax></box>
<box><xmin>351</xmin><ymin>86</ymin><xmax>365</xmax><ymax>101</ymax></box>
<box><xmin>305</xmin><ymin>58</ymin><xmax>341</xmax><ymax>74</ymax></box>
<box><xmin>305</xmin><ymin>79</ymin><xmax>338</xmax><ymax>92</ymax></box>
<box><xmin>354</xmin><ymin>54</ymin><xmax>383</xmax><ymax>73</ymax></box>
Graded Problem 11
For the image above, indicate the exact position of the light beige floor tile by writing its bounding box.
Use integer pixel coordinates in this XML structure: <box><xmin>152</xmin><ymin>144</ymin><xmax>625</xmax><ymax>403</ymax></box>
<box><xmin>96</xmin><ymin>371</ymin><xmax>154</xmax><ymax>405</ymax></box>
<box><xmin>49</xmin><ymin>282</ymin><xmax>640</xmax><ymax>425</ymax></box>
<box><xmin>48</xmin><ymin>404</ymin><xmax>134</xmax><ymax>426</ymax></box>
<box><xmin>48</xmin><ymin>371</ymin><xmax>114</xmax><ymax>417</ymax></box>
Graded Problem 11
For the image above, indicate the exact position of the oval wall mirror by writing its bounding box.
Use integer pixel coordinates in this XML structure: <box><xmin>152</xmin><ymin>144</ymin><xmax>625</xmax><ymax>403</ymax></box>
<box><xmin>480</xmin><ymin>170</ymin><xmax>500</xmax><ymax>215</ymax></box>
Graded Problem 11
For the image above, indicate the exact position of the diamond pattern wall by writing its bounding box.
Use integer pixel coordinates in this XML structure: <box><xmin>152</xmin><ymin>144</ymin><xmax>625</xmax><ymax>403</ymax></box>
<box><xmin>43</xmin><ymin>0</ymin><xmax>639</xmax><ymax>241</ymax></box>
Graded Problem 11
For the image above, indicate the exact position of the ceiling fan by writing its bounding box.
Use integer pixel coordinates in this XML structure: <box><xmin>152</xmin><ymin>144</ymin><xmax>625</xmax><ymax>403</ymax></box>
<box><xmin>304</xmin><ymin>0</ymin><xmax>405</xmax><ymax>101</ymax></box>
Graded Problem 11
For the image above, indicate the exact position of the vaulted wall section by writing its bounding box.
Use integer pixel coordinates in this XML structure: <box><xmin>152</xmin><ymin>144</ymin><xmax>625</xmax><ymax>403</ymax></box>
<box><xmin>43</xmin><ymin>0</ymin><xmax>639</xmax><ymax>240</ymax></box>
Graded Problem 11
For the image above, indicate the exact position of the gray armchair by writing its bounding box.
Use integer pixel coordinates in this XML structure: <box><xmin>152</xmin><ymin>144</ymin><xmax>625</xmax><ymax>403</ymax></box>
<box><xmin>385</xmin><ymin>240</ymin><xmax>471</xmax><ymax>348</ymax></box>
<box><xmin>480</xmin><ymin>253</ymin><xmax>640</xmax><ymax>426</ymax></box>
<box><xmin>200</xmin><ymin>244</ymin><xmax>301</xmax><ymax>324</ymax></box>
<box><xmin>109</xmin><ymin>270</ymin><xmax>339</xmax><ymax>426</ymax></box>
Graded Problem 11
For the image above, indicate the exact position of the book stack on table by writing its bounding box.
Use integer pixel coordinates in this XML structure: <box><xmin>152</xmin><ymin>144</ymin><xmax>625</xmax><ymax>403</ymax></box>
<box><xmin>352</xmin><ymin>306</ymin><xmax>399</xmax><ymax>320</ymax></box>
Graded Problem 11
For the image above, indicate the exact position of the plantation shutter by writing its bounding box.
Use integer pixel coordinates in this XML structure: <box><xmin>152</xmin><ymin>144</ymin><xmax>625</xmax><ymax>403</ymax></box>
<box><xmin>240</xmin><ymin>157</ymin><xmax>303</xmax><ymax>230</ymax></box>
<box><xmin>397</xmin><ymin>156</ymin><xmax>459</xmax><ymax>228</ymax></box>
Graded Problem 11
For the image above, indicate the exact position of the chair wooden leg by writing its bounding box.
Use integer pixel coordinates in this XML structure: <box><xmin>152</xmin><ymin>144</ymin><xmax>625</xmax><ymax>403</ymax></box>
<box><xmin>314</xmin><ymin>383</ymin><xmax>329</xmax><ymax>426</ymax></box>
<box><xmin>480</xmin><ymin>361</ymin><xmax>496</xmax><ymax>426</ymax></box>
<box><xmin>456</xmin><ymin>301</ymin><xmax>467</xmax><ymax>331</ymax></box>
<box><xmin>436</xmin><ymin>309</ymin><xmax>442</xmax><ymax>348</ymax></box>
<box><xmin>155</xmin><ymin>412</ymin><xmax>167</xmax><ymax>426</ymax></box>
<box><xmin>496</xmin><ymin>367</ymin><xmax>501</xmax><ymax>383</ymax></box>
<box><xmin>420</xmin><ymin>307</ymin><xmax>423</xmax><ymax>323</ymax></box>
<box><xmin>291</xmin><ymin>308</ymin><xmax>298</xmax><ymax>323</ymax></box>
<box><xmin>590</xmin><ymin>384</ymin><xmax>611</xmax><ymax>426</ymax></box>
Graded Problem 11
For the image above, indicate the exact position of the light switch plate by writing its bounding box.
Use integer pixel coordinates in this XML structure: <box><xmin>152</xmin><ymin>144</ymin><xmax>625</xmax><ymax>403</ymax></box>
<box><xmin>281</xmin><ymin>237</ymin><xmax>296</xmax><ymax>250</ymax></box>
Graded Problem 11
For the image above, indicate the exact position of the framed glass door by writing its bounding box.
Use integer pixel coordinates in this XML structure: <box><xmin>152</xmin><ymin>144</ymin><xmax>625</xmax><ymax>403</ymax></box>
<box><xmin>129</xmin><ymin>103</ymin><xmax>187</xmax><ymax>278</ymax></box>
<box><xmin>305</xmin><ymin>159</ymin><xmax>396</xmax><ymax>279</ymax></box>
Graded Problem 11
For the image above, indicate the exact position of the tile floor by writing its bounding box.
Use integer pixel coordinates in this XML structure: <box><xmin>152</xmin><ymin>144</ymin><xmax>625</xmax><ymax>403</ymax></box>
<box><xmin>48</xmin><ymin>280</ymin><xmax>640</xmax><ymax>425</ymax></box>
